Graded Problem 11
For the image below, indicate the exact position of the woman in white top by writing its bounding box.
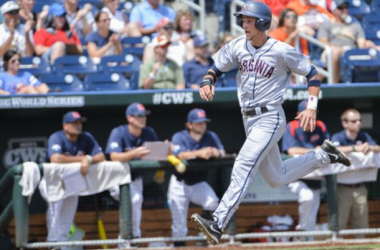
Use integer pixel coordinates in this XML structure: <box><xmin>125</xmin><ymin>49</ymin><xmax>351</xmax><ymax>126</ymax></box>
<box><xmin>101</xmin><ymin>0</ymin><xmax>140</xmax><ymax>36</ymax></box>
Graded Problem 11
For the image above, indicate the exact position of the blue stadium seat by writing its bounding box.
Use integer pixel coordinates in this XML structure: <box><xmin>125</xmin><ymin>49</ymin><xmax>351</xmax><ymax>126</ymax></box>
<box><xmin>98</xmin><ymin>54</ymin><xmax>141</xmax><ymax>89</ymax></box>
<box><xmin>362</xmin><ymin>14</ymin><xmax>380</xmax><ymax>29</ymax></box>
<box><xmin>19</xmin><ymin>56</ymin><xmax>51</xmax><ymax>77</ymax></box>
<box><xmin>340</xmin><ymin>48</ymin><xmax>380</xmax><ymax>83</ymax></box>
<box><xmin>364</xmin><ymin>26</ymin><xmax>380</xmax><ymax>45</ymax></box>
<box><xmin>84</xmin><ymin>73</ymin><xmax>132</xmax><ymax>91</ymax></box>
<box><xmin>51</xmin><ymin>55</ymin><xmax>98</xmax><ymax>76</ymax></box>
<box><xmin>40</xmin><ymin>74</ymin><xmax>84</xmax><ymax>92</ymax></box>
<box><xmin>346</xmin><ymin>0</ymin><xmax>371</xmax><ymax>17</ymax></box>
<box><xmin>371</xmin><ymin>0</ymin><xmax>380</xmax><ymax>12</ymax></box>
<box><xmin>121</xmin><ymin>36</ymin><xmax>151</xmax><ymax>60</ymax></box>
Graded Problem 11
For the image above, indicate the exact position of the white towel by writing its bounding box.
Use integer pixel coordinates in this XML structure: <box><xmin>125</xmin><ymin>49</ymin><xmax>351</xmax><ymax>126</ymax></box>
<box><xmin>42</xmin><ymin>161</ymin><xmax>131</xmax><ymax>202</ymax></box>
<box><xmin>19</xmin><ymin>162</ymin><xmax>41</xmax><ymax>203</ymax></box>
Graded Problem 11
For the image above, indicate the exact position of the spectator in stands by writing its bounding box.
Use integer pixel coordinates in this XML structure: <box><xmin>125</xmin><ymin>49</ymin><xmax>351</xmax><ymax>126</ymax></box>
<box><xmin>0</xmin><ymin>1</ymin><xmax>34</xmax><ymax>59</ymax></box>
<box><xmin>129</xmin><ymin>0</ymin><xmax>176</xmax><ymax>37</ymax></box>
<box><xmin>169</xmin><ymin>108</ymin><xmax>225</xmax><ymax>247</ymax></box>
<box><xmin>286</xmin><ymin>0</ymin><xmax>334</xmax><ymax>31</ymax></box>
<box><xmin>331</xmin><ymin>109</ymin><xmax>380</xmax><ymax>236</ymax></box>
<box><xmin>106</xmin><ymin>103</ymin><xmax>158</xmax><ymax>242</ymax></box>
<box><xmin>139</xmin><ymin>35</ymin><xmax>185</xmax><ymax>90</ymax></box>
<box><xmin>183</xmin><ymin>34</ymin><xmax>222</xmax><ymax>89</ymax></box>
<box><xmin>101</xmin><ymin>0</ymin><xmax>140</xmax><ymax>36</ymax></box>
<box><xmin>64</xmin><ymin>0</ymin><xmax>96</xmax><ymax>41</ymax></box>
<box><xmin>172</xmin><ymin>10</ymin><xmax>199</xmax><ymax>62</ymax></box>
<box><xmin>86</xmin><ymin>11</ymin><xmax>122</xmax><ymax>59</ymax></box>
<box><xmin>269</xmin><ymin>8</ymin><xmax>309</xmax><ymax>55</ymax></box>
<box><xmin>18</xmin><ymin>0</ymin><xmax>46</xmax><ymax>31</ymax></box>
<box><xmin>44</xmin><ymin>111</ymin><xmax>105</xmax><ymax>248</ymax></box>
<box><xmin>0</xmin><ymin>49</ymin><xmax>49</xmax><ymax>94</ymax></box>
<box><xmin>34</xmin><ymin>3</ymin><xmax>82</xmax><ymax>64</ymax></box>
<box><xmin>282</xmin><ymin>100</ymin><xmax>330</xmax><ymax>239</ymax></box>
<box><xmin>213</xmin><ymin>33</ymin><xmax>235</xmax><ymax>55</ymax></box>
<box><xmin>258</xmin><ymin>0</ymin><xmax>296</xmax><ymax>28</ymax></box>
<box><xmin>317</xmin><ymin>0</ymin><xmax>379</xmax><ymax>83</ymax></box>
<box><xmin>143</xmin><ymin>18</ymin><xmax>189</xmax><ymax>67</ymax></box>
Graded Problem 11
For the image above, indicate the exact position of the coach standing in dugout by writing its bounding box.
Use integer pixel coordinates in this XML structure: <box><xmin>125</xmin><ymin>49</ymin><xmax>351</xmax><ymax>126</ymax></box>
<box><xmin>44</xmin><ymin>111</ymin><xmax>105</xmax><ymax>249</ymax></box>
<box><xmin>331</xmin><ymin>109</ymin><xmax>380</xmax><ymax>236</ymax></box>
<box><xmin>105</xmin><ymin>102</ymin><xmax>158</xmax><ymax>245</ymax></box>
<box><xmin>168</xmin><ymin>108</ymin><xmax>225</xmax><ymax>247</ymax></box>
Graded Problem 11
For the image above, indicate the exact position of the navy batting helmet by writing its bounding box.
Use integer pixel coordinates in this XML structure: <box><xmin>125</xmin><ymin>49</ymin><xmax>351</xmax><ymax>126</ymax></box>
<box><xmin>234</xmin><ymin>1</ymin><xmax>272</xmax><ymax>31</ymax></box>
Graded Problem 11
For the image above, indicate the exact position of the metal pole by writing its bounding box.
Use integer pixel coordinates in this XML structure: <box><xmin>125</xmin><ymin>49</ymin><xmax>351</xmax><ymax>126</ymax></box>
<box><xmin>0</xmin><ymin>202</ymin><xmax>13</xmax><ymax>234</ymax></box>
<box><xmin>13</xmin><ymin>174</ymin><xmax>29</xmax><ymax>248</ymax></box>
<box><xmin>119</xmin><ymin>183</ymin><xmax>133</xmax><ymax>240</ymax></box>
<box><xmin>325</xmin><ymin>174</ymin><xmax>339</xmax><ymax>236</ymax></box>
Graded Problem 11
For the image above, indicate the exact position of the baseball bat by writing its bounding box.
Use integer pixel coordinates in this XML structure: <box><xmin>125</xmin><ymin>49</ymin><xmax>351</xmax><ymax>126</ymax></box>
<box><xmin>167</xmin><ymin>155</ymin><xmax>186</xmax><ymax>173</ymax></box>
<box><xmin>94</xmin><ymin>195</ymin><xmax>108</xmax><ymax>249</ymax></box>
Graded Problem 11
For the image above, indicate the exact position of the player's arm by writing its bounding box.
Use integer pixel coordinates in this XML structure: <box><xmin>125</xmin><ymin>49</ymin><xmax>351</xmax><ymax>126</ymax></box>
<box><xmin>50</xmin><ymin>154</ymin><xmax>85</xmax><ymax>163</ymax></box>
<box><xmin>110</xmin><ymin>147</ymin><xmax>150</xmax><ymax>162</ymax></box>
<box><xmin>199</xmin><ymin>66</ymin><xmax>223</xmax><ymax>102</ymax></box>
<box><xmin>178</xmin><ymin>147</ymin><xmax>215</xmax><ymax>160</ymax></box>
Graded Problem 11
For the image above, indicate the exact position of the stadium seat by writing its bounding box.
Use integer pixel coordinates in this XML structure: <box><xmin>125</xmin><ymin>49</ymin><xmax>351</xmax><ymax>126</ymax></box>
<box><xmin>340</xmin><ymin>48</ymin><xmax>380</xmax><ymax>83</ymax></box>
<box><xmin>84</xmin><ymin>73</ymin><xmax>132</xmax><ymax>91</ymax></box>
<box><xmin>371</xmin><ymin>0</ymin><xmax>380</xmax><ymax>12</ymax></box>
<box><xmin>51</xmin><ymin>55</ymin><xmax>98</xmax><ymax>77</ymax></box>
<box><xmin>19</xmin><ymin>56</ymin><xmax>51</xmax><ymax>77</ymax></box>
<box><xmin>40</xmin><ymin>74</ymin><xmax>84</xmax><ymax>92</ymax></box>
<box><xmin>98</xmin><ymin>54</ymin><xmax>141</xmax><ymax>89</ymax></box>
<box><xmin>362</xmin><ymin>14</ymin><xmax>380</xmax><ymax>29</ymax></box>
<box><xmin>346</xmin><ymin>0</ymin><xmax>371</xmax><ymax>17</ymax></box>
<box><xmin>364</xmin><ymin>26</ymin><xmax>380</xmax><ymax>45</ymax></box>
<box><xmin>121</xmin><ymin>36</ymin><xmax>151</xmax><ymax>60</ymax></box>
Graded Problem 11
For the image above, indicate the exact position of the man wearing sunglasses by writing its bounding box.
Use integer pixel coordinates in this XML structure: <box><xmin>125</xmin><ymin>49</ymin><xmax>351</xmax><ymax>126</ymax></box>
<box><xmin>0</xmin><ymin>1</ymin><xmax>34</xmax><ymax>60</ymax></box>
<box><xmin>331</xmin><ymin>109</ymin><xmax>380</xmax><ymax>236</ymax></box>
<box><xmin>318</xmin><ymin>0</ymin><xmax>379</xmax><ymax>83</ymax></box>
<box><xmin>106</xmin><ymin>102</ymin><xmax>158</xmax><ymax>243</ymax></box>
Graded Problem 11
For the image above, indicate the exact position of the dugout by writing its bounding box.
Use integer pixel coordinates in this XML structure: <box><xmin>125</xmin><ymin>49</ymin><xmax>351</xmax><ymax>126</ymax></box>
<box><xmin>1</xmin><ymin>84</ymin><xmax>380</xmax><ymax>215</ymax></box>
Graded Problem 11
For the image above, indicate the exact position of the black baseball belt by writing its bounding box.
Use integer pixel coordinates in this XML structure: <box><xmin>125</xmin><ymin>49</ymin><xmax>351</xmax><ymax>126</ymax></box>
<box><xmin>243</xmin><ymin>106</ymin><xmax>269</xmax><ymax>117</ymax></box>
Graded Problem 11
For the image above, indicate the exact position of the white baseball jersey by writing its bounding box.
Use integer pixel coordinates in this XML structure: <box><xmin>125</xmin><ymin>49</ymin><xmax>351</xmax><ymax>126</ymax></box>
<box><xmin>213</xmin><ymin>36</ymin><xmax>311</xmax><ymax>109</ymax></box>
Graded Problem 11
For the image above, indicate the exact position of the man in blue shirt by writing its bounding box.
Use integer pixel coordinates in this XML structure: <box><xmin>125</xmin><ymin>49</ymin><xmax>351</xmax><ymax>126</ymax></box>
<box><xmin>168</xmin><ymin>108</ymin><xmax>225</xmax><ymax>246</ymax></box>
<box><xmin>106</xmin><ymin>102</ymin><xmax>158</xmax><ymax>240</ymax></box>
<box><xmin>46</xmin><ymin>111</ymin><xmax>105</xmax><ymax>247</ymax></box>
<box><xmin>331</xmin><ymin>109</ymin><xmax>380</xmax><ymax>234</ymax></box>
<box><xmin>129</xmin><ymin>0</ymin><xmax>175</xmax><ymax>37</ymax></box>
<box><xmin>282</xmin><ymin>100</ymin><xmax>330</xmax><ymax>239</ymax></box>
<box><xmin>183</xmin><ymin>35</ymin><xmax>222</xmax><ymax>89</ymax></box>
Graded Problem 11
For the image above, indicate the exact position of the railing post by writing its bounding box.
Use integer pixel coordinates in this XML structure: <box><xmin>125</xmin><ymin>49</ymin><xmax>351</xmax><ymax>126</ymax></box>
<box><xmin>0</xmin><ymin>202</ymin><xmax>13</xmax><ymax>234</ymax></box>
<box><xmin>13</xmin><ymin>174</ymin><xmax>29</xmax><ymax>248</ymax></box>
<box><xmin>119</xmin><ymin>183</ymin><xmax>133</xmax><ymax>240</ymax></box>
<box><xmin>325</xmin><ymin>174</ymin><xmax>339</xmax><ymax>238</ymax></box>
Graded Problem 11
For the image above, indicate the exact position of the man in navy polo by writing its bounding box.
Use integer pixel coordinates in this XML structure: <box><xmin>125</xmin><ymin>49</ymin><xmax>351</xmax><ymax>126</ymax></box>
<box><xmin>282</xmin><ymin>100</ymin><xmax>330</xmax><ymax>238</ymax></box>
<box><xmin>331</xmin><ymin>109</ymin><xmax>380</xmax><ymax>234</ymax></box>
<box><xmin>168</xmin><ymin>108</ymin><xmax>225</xmax><ymax>246</ymax></box>
<box><xmin>106</xmin><ymin>102</ymin><xmax>158</xmax><ymax>240</ymax></box>
<box><xmin>46</xmin><ymin>111</ymin><xmax>105</xmax><ymax>248</ymax></box>
<box><xmin>183</xmin><ymin>35</ymin><xmax>222</xmax><ymax>89</ymax></box>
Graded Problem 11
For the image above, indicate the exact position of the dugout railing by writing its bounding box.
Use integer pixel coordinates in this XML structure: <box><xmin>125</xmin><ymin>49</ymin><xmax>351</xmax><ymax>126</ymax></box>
<box><xmin>0</xmin><ymin>157</ymin><xmax>351</xmax><ymax>249</ymax></box>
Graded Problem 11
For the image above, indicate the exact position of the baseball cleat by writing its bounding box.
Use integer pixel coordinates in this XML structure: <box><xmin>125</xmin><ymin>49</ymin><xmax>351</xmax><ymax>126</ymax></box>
<box><xmin>321</xmin><ymin>139</ymin><xmax>351</xmax><ymax>167</ymax></box>
<box><xmin>191</xmin><ymin>213</ymin><xmax>222</xmax><ymax>245</ymax></box>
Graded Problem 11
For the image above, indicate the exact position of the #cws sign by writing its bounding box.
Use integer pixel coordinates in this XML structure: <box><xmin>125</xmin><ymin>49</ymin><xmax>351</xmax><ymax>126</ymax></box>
<box><xmin>3</xmin><ymin>137</ymin><xmax>47</xmax><ymax>169</ymax></box>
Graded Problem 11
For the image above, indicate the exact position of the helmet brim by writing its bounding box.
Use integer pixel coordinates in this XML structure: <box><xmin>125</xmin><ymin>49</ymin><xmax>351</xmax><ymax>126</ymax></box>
<box><xmin>233</xmin><ymin>11</ymin><xmax>255</xmax><ymax>17</ymax></box>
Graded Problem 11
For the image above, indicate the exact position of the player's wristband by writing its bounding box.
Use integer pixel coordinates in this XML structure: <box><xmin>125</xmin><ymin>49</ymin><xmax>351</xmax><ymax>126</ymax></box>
<box><xmin>352</xmin><ymin>145</ymin><xmax>357</xmax><ymax>152</ymax></box>
<box><xmin>204</xmin><ymin>71</ymin><xmax>217</xmax><ymax>83</ymax></box>
<box><xmin>307</xmin><ymin>95</ymin><xmax>318</xmax><ymax>110</ymax></box>
<box><xmin>86</xmin><ymin>155</ymin><xmax>93</xmax><ymax>164</ymax></box>
<box><xmin>200</xmin><ymin>78</ymin><xmax>213</xmax><ymax>88</ymax></box>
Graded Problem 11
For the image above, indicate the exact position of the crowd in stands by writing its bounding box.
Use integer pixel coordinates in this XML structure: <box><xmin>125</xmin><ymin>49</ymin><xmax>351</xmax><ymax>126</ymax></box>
<box><xmin>0</xmin><ymin>0</ymin><xmax>379</xmax><ymax>95</ymax></box>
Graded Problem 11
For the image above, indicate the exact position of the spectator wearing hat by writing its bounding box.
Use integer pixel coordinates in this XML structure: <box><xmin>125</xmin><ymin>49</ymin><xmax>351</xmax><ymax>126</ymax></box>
<box><xmin>183</xmin><ymin>35</ymin><xmax>222</xmax><ymax>89</ymax></box>
<box><xmin>129</xmin><ymin>0</ymin><xmax>175</xmax><ymax>37</ymax></box>
<box><xmin>0</xmin><ymin>1</ymin><xmax>34</xmax><ymax>59</ymax></box>
<box><xmin>64</xmin><ymin>0</ymin><xmax>96</xmax><ymax>41</ymax></box>
<box><xmin>0</xmin><ymin>49</ymin><xmax>49</xmax><ymax>95</ymax></box>
<box><xmin>43</xmin><ymin>111</ymin><xmax>105</xmax><ymax>247</ymax></box>
<box><xmin>106</xmin><ymin>102</ymin><xmax>158</xmax><ymax>241</ymax></box>
<box><xmin>143</xmin><ymin>18</ymin><xmax>190</xmax><ymax>67</ymax></box>
<box><xmin>317</xmin><ymin>0</ymin><xmax>380</xmax><ymax>83</ymax></box>
<box><xmin>18</xmin><ymin>0</ymin><xmax>46</xmax><ymax>32</ymax></box>
<box><xmin>139</xmin><ymin>35</ymin><xmax>185</xmax><ymax>89</ymax></box>
<box><xmin>281</xmin><ymin>100</ymin><xmax>330</xmax><ymax>239</ymax></box>
<box><xmin>34</xmin><ymin>3</ymin><xmax>82</xmax><ymax>64</ymax></box>
<box><xmin>85</xmin><ymin>11</ymin><xmax>122</xmax><ymax>59</ymax></box>
<box><xmin>168</xmin><ymin>108</ymin><xmax>225</xmax><ymax>246</ymax></box>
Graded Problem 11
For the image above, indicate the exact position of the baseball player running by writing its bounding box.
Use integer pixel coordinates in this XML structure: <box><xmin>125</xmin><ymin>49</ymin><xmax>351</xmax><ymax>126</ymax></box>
<box><xmin>191</xmin><ymin>1</ymin><xmax>351</xmax><ymax>245</ymax></box>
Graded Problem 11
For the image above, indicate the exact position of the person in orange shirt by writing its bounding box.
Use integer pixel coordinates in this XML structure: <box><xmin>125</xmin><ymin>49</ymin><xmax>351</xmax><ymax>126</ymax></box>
<box><xmin>269</xmin><ymin>8</ymin><xmax>309</xmax><ymax>55</ymax></box>
<box><xmin>286</xmin><ymin>0</ymin><xmax>334</xmax><ymax>30</ymax></box>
